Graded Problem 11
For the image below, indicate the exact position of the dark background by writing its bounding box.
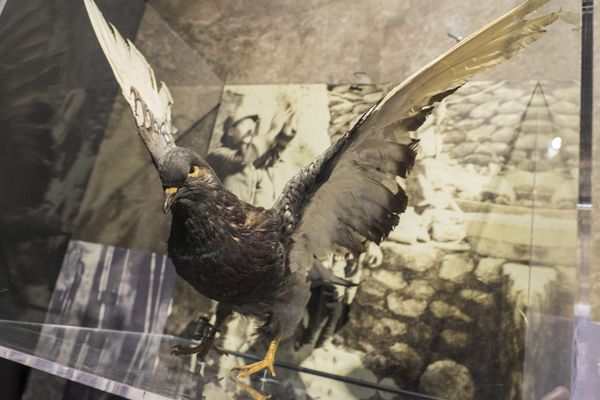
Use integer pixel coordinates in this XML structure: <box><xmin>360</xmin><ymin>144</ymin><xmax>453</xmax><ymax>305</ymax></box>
<box><xmin>0</xmin><ymin>0</ymin><xmax>145</xmax><ymax>398</ymax></box>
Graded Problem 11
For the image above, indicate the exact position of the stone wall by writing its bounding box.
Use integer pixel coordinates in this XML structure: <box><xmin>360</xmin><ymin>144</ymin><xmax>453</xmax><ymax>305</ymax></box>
<box><xmin>328</xmin><ymin>81</ymin><xmax>579</xmax><ymax>400</ymax></box>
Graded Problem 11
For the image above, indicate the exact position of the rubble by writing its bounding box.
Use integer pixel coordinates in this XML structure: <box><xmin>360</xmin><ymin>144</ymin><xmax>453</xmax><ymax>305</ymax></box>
<box><xmin>439</xmin><ymin>254</ymin><xmax>474</xmax><ymax>283</ymax></box>
<box><xmin>475</xmin><ymin>257</ymin><xmax>505</xmax><ymax>284</ymax></box>
<box><xmin>419</xmin><ymin>360</ymin><xmax>476</xmax><ymax>400</ymax></box>
<box><xmin>387</xmin><ymin>295</ymin><xmax>428</xmax><ymax>318</ymax></box>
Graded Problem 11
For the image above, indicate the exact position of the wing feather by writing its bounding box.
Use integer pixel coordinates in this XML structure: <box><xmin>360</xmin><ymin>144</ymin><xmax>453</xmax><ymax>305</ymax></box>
<box><xmin>366</xmin><ymin>0</ymin><xmax>558</xmax><ymax>133</ymax></box>
<box><xmin>276</xmin><ymin>0</ymin><xmax>558</xmax><ymax>266</ymax></box>
<box><xmin>84</xmin><ymin>0</ymin><xmax>175</xmax><ymax>166</ymax></box>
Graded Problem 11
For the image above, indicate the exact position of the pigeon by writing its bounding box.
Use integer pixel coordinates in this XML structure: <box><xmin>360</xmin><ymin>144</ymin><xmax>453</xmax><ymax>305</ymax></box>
<box><xmin>84</xmin><ymin>0</ymin><xmax>558</xmax><ymax>378</ymax></box>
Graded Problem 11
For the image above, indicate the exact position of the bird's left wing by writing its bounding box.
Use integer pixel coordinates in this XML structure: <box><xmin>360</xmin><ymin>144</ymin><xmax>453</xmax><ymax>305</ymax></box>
<box><xmin>84</xmin><ymin>0</ymin><xmax>175</xmax><ymax>166</ymax></box>
<box><xmin>273</xmin><ymin>0</ymin><xmax>558</xmax><ymax>268</ymax></box>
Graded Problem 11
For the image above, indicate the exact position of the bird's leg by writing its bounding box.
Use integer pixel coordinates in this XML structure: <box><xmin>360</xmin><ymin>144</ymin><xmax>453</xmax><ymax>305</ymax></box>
<box><xmin>234</xmin><ymin>380</ymin><xmax>271</xmax><ymax>400</ymax></box>
<box><xmin>171</xmin><ymin>303</ymin><xmax>232</xmax><ymax>360</ymax></box>
<box><xmin>232</xmin><ymin>336</ymin><xmax>280</xmax><ymax>378</ymax></box>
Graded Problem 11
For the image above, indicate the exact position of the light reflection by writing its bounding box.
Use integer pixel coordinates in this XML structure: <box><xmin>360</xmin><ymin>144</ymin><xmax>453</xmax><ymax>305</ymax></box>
<box><xmin>547</xmin><ymin>136</ymin><xmax>562</xmax><ymax>158</ymax></box>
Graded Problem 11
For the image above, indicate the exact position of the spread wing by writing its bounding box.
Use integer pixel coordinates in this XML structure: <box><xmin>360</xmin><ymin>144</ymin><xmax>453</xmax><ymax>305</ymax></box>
<box><xmin>273</xmin><ymin>0</ymin><xmax>558</xmax><ymax>264</ymax></box>
<box><xmin>84</xmin><ymin>0</ymin><xmax>175</xmax><ymax>167</ymax></box>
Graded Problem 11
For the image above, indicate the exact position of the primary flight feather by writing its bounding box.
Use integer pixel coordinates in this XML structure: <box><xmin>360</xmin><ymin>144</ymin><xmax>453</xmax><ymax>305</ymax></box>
<box><xmin>84</xmin><ymin>0</ymin><xmax>558</xmax><ymax>377</ymax></box>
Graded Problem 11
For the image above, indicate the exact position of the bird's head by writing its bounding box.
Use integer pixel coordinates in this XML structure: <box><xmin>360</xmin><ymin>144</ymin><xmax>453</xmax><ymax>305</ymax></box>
<box><xmin>157</xmin><ymin>147</ymin><xmax>221</xmax><ymax>213</ymax></box>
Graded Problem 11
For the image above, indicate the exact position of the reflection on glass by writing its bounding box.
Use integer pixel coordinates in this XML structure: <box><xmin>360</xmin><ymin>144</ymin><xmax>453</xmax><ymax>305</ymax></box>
<box><xmin>0</xmin><ymin>0</ymin><xmax>584</xmax><ymax>399</ymax></box>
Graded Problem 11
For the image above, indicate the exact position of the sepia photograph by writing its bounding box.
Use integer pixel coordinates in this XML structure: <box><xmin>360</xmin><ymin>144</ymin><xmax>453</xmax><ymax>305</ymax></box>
<box><xmin>0</xmin><ymin>0</ymin><xmax>592</xmax><ymax>399</ymax></box>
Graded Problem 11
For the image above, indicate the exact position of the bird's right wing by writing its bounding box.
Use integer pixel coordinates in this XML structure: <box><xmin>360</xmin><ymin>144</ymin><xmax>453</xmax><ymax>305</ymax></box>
<box><xmin>84</xmin><ymin>0</ymin><xmax>175</xmax><ymax>166</ymax></box>
<box><xmin>273</xmin><ymin>0</ymin><xmax>558</xmax><ymax>266</ymax></box>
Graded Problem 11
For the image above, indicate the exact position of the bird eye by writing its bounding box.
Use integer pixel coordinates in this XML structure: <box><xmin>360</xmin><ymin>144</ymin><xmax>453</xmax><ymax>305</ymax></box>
<box><xmin>188</xmin><ymin>165</ymin><xmax>201</xmax><ymax>177</ymax></box>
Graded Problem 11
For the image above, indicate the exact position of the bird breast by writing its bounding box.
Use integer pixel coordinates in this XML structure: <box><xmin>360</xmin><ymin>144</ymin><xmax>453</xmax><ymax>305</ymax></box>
<box><xmin>167</xmin><ymin>203</ymin><xmax>285</xmax><ymax>304</ymax></box>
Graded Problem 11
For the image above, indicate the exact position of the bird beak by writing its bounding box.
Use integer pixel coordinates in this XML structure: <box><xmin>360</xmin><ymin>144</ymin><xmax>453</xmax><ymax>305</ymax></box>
<box><xmin>163</xmin><ymin>187</ymin><xmax>179</xmax><ymax>213</ymax></box>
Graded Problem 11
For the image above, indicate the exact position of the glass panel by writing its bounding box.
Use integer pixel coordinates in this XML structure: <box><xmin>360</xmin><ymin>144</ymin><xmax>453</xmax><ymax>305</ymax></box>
<box><xmin>0</xmin><ymin>0</ymin><xmax>583</xmax><ymax>399</ymax></box>
<box><xmin>523</xmin><ymin>0</ymin><xmax>592</xmax><ymax>398</ymax></box>
<box><xmin>0</xmin><ymin>319</ymin><xmax>432</xmax><ymax>400</ymax></box>
<box><xmin>522</xmin><ymin>80</ymin><xmax>579</xmax><ymax>399</ymax></box>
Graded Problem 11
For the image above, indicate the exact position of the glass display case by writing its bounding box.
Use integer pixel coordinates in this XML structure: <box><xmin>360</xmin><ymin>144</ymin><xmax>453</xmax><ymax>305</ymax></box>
<box><xmin>0</xmin><ymin>0</ymin><xmax>592</xmax><ymax>399</ymax></box>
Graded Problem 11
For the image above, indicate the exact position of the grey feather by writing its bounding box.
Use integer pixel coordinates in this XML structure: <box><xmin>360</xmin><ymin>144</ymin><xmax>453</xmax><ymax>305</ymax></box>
<box><xmin>84</xmin><ymin>0</ymin><xmax>176</xmax><ymax>167</ymax></box>
<box><xmin>274</xmin><ymin>0</ymin><xmax>558</xmax><ymax>269</ymax></box>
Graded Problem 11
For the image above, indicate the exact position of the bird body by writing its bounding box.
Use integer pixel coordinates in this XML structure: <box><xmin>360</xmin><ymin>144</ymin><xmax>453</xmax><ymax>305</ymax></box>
<box><xmin>160</xmin><ymin>152</ymin><xmax>278</xmax><ymax>297</ymax></box>
<box><xmin>83</xmin><ymin>0</ymin><xmax>559</xmax><ymax>377</ymax></box>
<box><xmin>169</xmin><ymin>194</ymin><xmax>284</xmax><ymax>307</ymax></box>
<box><xmin>156</xmin><ymin>146</ymin><xmax>306</xmax><ymax>339</ymax></box>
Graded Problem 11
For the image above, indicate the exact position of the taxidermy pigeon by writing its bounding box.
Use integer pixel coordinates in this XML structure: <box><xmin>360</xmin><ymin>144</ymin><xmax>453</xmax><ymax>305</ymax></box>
<box><xmin>84</xmin><ymin>0</ymin><xmax>557</xmax><ymax>378</ymax></box>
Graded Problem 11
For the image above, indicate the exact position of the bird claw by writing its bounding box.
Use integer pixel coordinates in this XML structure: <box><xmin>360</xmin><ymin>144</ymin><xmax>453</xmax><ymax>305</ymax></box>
<box><xmin>232</xmin><ymin>337</ymin><xmax>280</xmax><ymax>379</ymax></box>
<box><xmin>232</xmin><ymin>358</ymin><xmax>276</xmax><ymax>379</ymax></box>
<box><xmin>170</xmin><ymin>340</ymin><xmax>213</xmax><ymax>360</ymax></box>
<box><xmin>170</xmin><ymin>344</ymin><xmax>191</xmax><ymax>356</ymax></box>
